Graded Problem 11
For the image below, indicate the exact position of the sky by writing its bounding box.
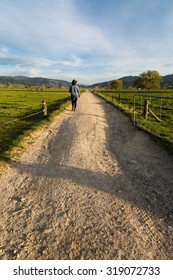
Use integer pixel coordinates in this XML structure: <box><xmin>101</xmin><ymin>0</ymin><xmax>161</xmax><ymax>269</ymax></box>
<box><xmin>0</xmin><ymin>0</ymin><xmax>173</xmax><ymax>84</ymax></box>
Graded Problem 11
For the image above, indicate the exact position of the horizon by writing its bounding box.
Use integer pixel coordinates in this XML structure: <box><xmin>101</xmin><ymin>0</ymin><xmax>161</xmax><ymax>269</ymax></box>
<box><xmin>0</xmin><ymin>72</ymin><xmax>173</xmax><ymax>86</ymax></box>
<box><xmin>0</xmin><ymin>0</ymin><xmax>173</xmax><ymax>84</ymax></box>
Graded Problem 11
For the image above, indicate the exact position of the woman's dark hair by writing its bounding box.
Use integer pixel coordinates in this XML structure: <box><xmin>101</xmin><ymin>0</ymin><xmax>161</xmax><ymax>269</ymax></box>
<box><xmin>72</xmin><ymin>79</ymin><xmax>77</xmax><ymax>85</ymax></box>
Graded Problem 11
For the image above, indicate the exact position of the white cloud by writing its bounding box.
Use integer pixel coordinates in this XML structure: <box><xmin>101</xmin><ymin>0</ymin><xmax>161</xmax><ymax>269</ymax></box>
<box><xmin>27</xmin><ymin>69</ymin><xmax>42</xmax><ymax>77</ymax></box>
<box><xmin>0</xmin><ymin>0</ymin><xmax>173</xmax><ymax>83</ymax></box>
<box><xmin>57</xmin><ymin>56</ymin><xmax>88</xmax><ymax>67</ymax></box>
<box><xmin>0</xmin><ymin>0</ymin><xmax>113</xmax><ymax>56</ymax></box>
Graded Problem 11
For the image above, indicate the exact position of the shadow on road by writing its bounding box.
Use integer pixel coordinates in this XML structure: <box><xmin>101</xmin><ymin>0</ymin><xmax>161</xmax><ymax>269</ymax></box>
<box><xmin>7</xmin><ymin>93</ymin><xmax>173</xmax><ymax>228</ymax></box>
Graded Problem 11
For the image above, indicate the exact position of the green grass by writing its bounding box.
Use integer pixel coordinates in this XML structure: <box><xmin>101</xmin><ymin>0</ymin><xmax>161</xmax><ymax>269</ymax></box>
<box><xmin>94</xmin><ymin>89</ymin><xmax>173</xmax><ymax>151</ymax></box>
<box><xmin>0</xmin><ymin>88</ymin><xmax>70</xmax><ymax>160</ymax></box>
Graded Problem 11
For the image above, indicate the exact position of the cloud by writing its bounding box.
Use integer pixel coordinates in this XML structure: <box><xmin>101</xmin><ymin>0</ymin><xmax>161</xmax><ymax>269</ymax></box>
<box><xmin>57</xmin><ymin>56</ymin><xmax>89</xmax><ymax>68</ymax></box>
<box><xmin>0</xmin><ymin>0</ymin><xmax>173</xmax><ymax>83</ymax></box>
<box><xmin>27</xmin><ymin>69</ymin><xmax>42</xmax><ymax>77</ymax></box>
<box><xmin>0</xmin><ymin>0</ymin><xmax>112</xmax><ymax>55</ymax></box>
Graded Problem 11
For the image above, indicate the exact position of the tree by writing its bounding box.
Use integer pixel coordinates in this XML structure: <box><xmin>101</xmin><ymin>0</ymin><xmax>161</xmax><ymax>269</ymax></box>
<box><xmin>134</xmin><ymin>70</ymin><xmax>162</xmax><ymax>90</ymax></box>
<box><xmin>110</xmin><ymin>79</ymin><xmax>123</xmax><ymax>89</ymax></box>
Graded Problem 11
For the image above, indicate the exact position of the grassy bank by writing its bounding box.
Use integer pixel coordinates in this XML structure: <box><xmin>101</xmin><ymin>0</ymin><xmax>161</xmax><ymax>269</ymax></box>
<box><xmin>94</xmin><ymin>89</ymin><xmax>173</xmax><ymax>152</ymax></box>
<box><xmin>0</xmin><ymin>88</ymin><xmax>71</xmax><ymax>161</ymax></box>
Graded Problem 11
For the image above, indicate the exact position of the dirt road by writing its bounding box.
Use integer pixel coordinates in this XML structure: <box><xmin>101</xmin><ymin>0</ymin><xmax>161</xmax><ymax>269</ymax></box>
<box><xmin>0</xmin><ymin>91</ymin><xmax>173</xmax><ymax>260</ymax></box>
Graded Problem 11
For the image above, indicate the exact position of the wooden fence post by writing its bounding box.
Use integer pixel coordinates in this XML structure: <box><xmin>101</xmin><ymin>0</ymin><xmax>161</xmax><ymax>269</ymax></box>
<box><xmin>42</xmin><ymin>100</ymin><xmax>47</xmax><ymax>116</ymax></box>
<box><xmin>148</xmin><ymin>108</ymin><xmax>161</xmax><ymax>122</ymax></box>
<box><xmin>143</xmin><ymin>99</ymin><xmax>149</xmax><ymax>119</ymax></box>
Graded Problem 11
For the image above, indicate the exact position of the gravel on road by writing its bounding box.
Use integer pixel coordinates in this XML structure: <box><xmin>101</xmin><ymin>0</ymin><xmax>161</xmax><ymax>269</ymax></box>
<box><xmin>0</xmin><ymin>91</ymin><xmax>173</xmax><ymax>260</ymax></box>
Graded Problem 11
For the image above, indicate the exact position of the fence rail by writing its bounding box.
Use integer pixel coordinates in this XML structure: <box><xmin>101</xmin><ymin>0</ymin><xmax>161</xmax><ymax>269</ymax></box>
<box><xmin>133</xmin><ymin>94</ymin><xmax>173</xmax><ymax>142</ymax></box>
<box><xmin>94</xmin><ymin>91</ymin><xmax>173</xmax><ymax>143</ymax></box>
<box><xmin>0</xmin><ymin>100</ymin><xmax>47</xmax><ymax>127</ymax></box>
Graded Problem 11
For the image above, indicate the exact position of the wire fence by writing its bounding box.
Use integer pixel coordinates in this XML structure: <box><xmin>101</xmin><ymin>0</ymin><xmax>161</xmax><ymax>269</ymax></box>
<box><xmin>0</xmin><ymin>88</ymin><xmax>71</xmax><ymax>156</ymax></box>
<box><xmin>0</xmin><ymin>100</ymin><xmax>47</xmax><ymax>127</ymax></box>
<box><xmin>133</xmin><ymin>94</ymin><xmax>173</xmax><ymax>142</ymax></box>
<box><xmin>0</xmin><ymin>110</ymin><xmax>44</xmax><ymax>126</ymax></box>
<box><xmin>94</xmin><ymin>91</ymin><xmax>173</xmax><ymax>143</ymax></box>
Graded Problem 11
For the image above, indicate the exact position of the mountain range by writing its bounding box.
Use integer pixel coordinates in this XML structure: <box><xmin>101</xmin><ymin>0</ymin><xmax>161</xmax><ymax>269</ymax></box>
<box><xmin>89</xmin><ymin>74</ymin><xmax>173</xmax><ymax>88</ymax></box>
<box><xmin>0</xmin><ymin>76</ymin><xmax>70</xmax><ymax>88</ymax></box>
<box><xmin>0</xmin><ymin>74</ymin><xmax>173</xmax><ymax>88</ymax></box>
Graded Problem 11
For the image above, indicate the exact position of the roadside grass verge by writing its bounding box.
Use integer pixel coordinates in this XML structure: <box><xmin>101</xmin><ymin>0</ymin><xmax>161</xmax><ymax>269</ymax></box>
<box><xmin>0</xmin><ymin>88</ymin><xmax>71</xmax><ymax>163</ymax></box>
<box><xmin>94</xmin><ymin>89</ymin><xmax>173</xmax><ymax>153</ymax></box>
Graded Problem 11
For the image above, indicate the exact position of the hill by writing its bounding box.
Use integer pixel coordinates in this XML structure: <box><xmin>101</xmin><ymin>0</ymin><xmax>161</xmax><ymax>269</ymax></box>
<box><xmin>0</xmin><ymin>74</ymin><xmax>173</xmax><ymax>88</ymax></box>
<box><xmin>160</xmin><ymin>74</ymin><xmax>173</xmax><ymax>88</ymax></box>
<box><xmin>89</xmin><ymin>74</ymin><xmax>173</xmax><ymax>88</ymax></box>
<box><xmin>0</xmin><ymin>76</ymin><xmax>70</xmax><ymax>88</ymax></box>
<box><xmin>89</xmin><ymin>76</ymin><xmax>138</xmax><ymax>88</ymax></box>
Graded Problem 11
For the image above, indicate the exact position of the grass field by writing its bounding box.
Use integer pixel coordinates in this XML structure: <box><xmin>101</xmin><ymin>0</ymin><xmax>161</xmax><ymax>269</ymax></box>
<box><xmin>1</xmin><ymin>87</ymin><xmax>172</xmax><ymax>161</ymax></box>
<box><xmin>0</xmin><ymin>88</ymin><xmax>70</xmax><ymax>159</ymax></box>
<box><xmin>94</xmin><ymin>89</ymin><xmax>173</xmax><ymax>147</ymax></box>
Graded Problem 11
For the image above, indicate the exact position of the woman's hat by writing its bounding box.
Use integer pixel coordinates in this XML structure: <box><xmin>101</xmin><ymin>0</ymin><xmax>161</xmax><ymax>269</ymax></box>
<box><xmin>72</xmin><ymin>79</ymin><xmax>77</xmax><ymax>85</ymax></box>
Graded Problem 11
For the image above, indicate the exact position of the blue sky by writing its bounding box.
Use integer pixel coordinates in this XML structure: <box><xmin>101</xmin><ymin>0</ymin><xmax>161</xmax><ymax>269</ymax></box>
<box><xmin>0</xmin><ymin>0</ymin><xmax>173</xmax><ymax>84</ymax></box>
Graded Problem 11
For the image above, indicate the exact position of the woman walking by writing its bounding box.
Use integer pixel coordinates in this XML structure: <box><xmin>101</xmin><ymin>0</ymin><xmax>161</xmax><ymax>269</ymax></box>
<box><xmin>69</xmin><ymin>80</ymin><xmax>80</xmax><ymax>111</ymax></box>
